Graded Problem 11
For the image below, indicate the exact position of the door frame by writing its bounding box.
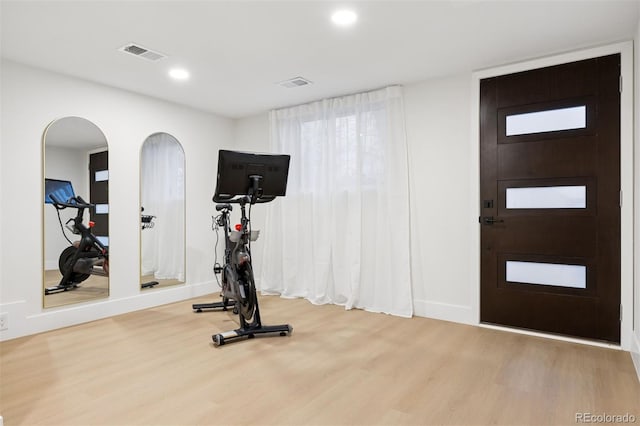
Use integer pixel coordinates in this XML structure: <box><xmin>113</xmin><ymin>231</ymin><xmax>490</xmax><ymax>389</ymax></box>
<box><xmin>470</xmin><ymin>41</ymin><xmax>634</xmax><ymax>350</ymax></box>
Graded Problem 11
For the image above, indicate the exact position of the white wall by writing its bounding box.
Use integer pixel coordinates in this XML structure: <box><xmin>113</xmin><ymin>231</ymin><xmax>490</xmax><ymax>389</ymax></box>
<box><xmin>43</xmin><ymin>145</ymin><xmax>90</xmax><ymax>269</ymax></box>
<box><xmin>404</xmin><ymin>75</ymin><xmax>474</xmax><ymax>323</ymax></box>
<box><xmin>0</xmin><ymin>59</ymin><xmax>233</xmax><ymax>340</ymax></box>
<box><xmin>632</xmin><ymin>20</ymin><xmax>640</xmax><ymax>379</ymax></box>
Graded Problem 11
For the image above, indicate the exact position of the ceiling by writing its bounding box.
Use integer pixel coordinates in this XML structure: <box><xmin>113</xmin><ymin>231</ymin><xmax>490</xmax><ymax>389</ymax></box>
<box><xmin>1</xmin><ymin>1</ymin><xmax>638</xmax><ymax>119</ymax></box>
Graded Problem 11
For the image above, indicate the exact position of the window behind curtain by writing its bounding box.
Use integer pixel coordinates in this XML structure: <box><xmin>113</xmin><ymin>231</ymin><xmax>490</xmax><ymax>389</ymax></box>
<box><xmin>295</xmin><ymin>107</ymin><xmax>386</xmax><ymax>193</ymax></box>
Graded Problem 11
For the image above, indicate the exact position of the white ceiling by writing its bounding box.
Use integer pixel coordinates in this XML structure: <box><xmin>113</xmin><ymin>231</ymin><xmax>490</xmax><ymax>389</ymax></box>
<box><xmin>1</xmin><ymin>1</ymin><xmax>638</xmax><ymax>119</ymax></box>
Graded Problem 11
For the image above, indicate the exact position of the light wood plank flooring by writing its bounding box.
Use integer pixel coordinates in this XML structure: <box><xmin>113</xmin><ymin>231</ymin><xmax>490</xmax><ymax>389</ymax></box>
<box><xmin>140</xmin><ymin>275</ymin><xmax>183</xmax><ymax>290</ymax></box>
<box><xmin>1</xmin><ymin>295</ymin><xmax>638</xmax><ymax>425</ymax></box>
<box><xmin>44</xmin><ymin>270</ymin><xmax>109</xmax><ymax>308</ymax></box>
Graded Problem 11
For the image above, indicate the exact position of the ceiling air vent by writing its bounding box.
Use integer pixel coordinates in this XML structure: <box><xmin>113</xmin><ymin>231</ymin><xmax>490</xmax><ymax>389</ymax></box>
<box><xmin>118</xmin><ymin>43</ymin><xmax>166</xmax><ymax>61</ymax></box>
<box><xmin>278</xmin><ymin>77</ymin><xmax>313</xmax><ymax>88</ymax></box>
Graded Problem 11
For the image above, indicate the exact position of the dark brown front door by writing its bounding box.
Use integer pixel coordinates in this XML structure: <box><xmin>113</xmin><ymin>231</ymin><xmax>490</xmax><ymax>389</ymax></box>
<box><xmin>89</xmin><ymin>150</ymin><xmax>109</xmax><ymax>246</ymax></box>
<box><xmin>479</xmin><ymin>54</ymin><xmax>621</xmax><ymax>343</ymax></box>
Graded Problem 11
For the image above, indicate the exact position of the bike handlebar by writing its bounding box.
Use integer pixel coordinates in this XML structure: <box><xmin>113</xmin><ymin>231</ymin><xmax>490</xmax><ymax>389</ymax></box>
<box><xmin>50</xmin><ymin>194</ymin><xmax>94</xmax><ymax>210</ymax></box>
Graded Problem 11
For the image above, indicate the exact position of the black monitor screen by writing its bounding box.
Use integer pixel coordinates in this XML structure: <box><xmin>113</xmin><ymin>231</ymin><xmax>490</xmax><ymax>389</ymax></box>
<box><xmin>214</xmin><ymin>150</ymin><xmax>290</xmax><ymax>201</ymax></box>
<box><xmin>44</xmin><ymin>178</ymin><xmax>76</xmax><ymax>204</ymax></box>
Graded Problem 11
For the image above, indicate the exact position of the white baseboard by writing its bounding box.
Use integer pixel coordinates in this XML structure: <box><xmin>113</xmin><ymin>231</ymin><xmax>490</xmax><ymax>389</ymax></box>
<box><xmin>413</xmin><ymin>299</ymin><xmax>475</xmax><ymax>324</ymax></box>
<box><xmin>44</xmin><ymin>260</ymin><xmax>57</xmax><ymax>270</ymax></box>
<box><xmin>631</xmin><ymin>332</ymin><xmax>640</xmax><ymax>383</ymax></box>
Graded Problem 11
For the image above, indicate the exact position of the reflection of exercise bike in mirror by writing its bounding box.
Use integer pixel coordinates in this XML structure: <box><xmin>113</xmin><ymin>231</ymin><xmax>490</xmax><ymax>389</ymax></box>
<box><xmin>193</xmin><ymin>150</ymin><xmax>293</xmax><ymax>346</ymax></box>
<box><xmin>140</xmin><ymin>207</ymin><xmax>159</xmax><ymax>289</ymax></box>
<box><xmin>44</xmin><ymin>179</ymin><xmax>109</xmax><ymax>295</ymax></box>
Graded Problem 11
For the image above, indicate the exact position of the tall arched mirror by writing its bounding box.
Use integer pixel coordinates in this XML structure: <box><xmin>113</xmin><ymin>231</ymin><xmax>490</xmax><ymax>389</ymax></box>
<box><xmin>43</xmin><ymin>117</ymin><xmax>109</xmax><ymax>308</ymax></box>
<box><xmin>140</xmin><ymin>133</ymin><xmax>185</xmax><ymax>290</ymax></box>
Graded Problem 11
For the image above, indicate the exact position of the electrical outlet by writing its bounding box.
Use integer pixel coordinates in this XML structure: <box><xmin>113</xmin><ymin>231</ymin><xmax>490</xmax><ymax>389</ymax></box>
<box><xmin>0</xmin><ymin>313</ymin><xmax>8</xmax><ymax>331</ymax></box>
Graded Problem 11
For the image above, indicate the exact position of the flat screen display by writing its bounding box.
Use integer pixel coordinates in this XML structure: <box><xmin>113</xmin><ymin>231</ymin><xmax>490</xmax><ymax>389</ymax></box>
<box><xmin>213</xmin><ymin>150</ymin><xmax>290</xmax><ymax>201</ymax></box>
<box><xmin>44</xmin><ymin>178</ymin><xmax>76</xmax><ymax>204</ymax></box>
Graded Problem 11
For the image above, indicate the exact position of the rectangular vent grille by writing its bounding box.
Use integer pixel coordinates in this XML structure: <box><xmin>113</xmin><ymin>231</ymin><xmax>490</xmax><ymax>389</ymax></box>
<box><xmin>118</xmin><ymin>43</ymin><xmax>166</xmax><ymax>61</ymax></box>
<box><xmin>278</xmin><ymin>77</ymin><xmax>313</xmax><ymax>88</ymax></box>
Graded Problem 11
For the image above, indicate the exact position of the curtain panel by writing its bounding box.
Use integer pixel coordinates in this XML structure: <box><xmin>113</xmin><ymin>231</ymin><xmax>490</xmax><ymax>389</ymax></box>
<box><xmin>260</xmin><ymin>86</ymin><xmax>413</xmax><ymax>317</ymax></box>
<box><xmin>140</xmin><ymin>133</ymin><xmax>185</xmax><ymax>281</ymax></box>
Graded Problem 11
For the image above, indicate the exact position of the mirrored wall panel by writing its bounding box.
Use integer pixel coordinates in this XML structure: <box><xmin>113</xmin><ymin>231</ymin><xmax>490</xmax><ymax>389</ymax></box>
<box><xmin>140</xmin><ymin>133</ymin><xmax>185</xmax><ymax>289</ymax></box>
<box><xmin>43</xmin><ymin>117</ymin><xmax>109</xmax><ymax>308</ymax></box>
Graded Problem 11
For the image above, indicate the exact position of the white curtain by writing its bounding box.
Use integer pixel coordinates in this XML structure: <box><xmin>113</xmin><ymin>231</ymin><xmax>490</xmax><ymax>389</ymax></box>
<box><xmin>260</xmin><ymin>86</ymin><xmax>412</xmax><ymax>317</ymax></box>
<box><xmin>141</xmin><ymin>133</ymin><xmax>185</xmax><ymax>281</ymax></box>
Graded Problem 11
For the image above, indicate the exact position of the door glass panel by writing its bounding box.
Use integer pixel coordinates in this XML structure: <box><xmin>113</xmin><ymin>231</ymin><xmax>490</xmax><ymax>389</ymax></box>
<box><xmin>95</xmin><ymin>170</ymin><xmax>109</xmax><ymax>182</ymax></box>
<box><xmin>506</xmin><ymin>261</ymin><xmax>586</xmax><ymax>288</ymax></box>
<box><xmin>506</xmin><ymin>185</ymin><xmax>586</xmax><ymax>209</ymax></box>
<box><xmin>95</xmin><ymin>203</ymin><xmax>109</xmax><ymax>214</ymax></box>
<box><xmin>506</xmin><ymin>105</ymin><xmax>586</xmax><ymax>136</ymax></box>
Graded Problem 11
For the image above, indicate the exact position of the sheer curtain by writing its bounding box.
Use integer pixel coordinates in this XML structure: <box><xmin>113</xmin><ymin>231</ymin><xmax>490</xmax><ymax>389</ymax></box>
<box><xmin>260</xmin><ymin>86</ymin><xmax>412</xmax><ymax>317</ymax></box>
<box><xmin>141</xmin><ymin>133</ymin><xmax>185</xmax><ymax>281</ymax></box>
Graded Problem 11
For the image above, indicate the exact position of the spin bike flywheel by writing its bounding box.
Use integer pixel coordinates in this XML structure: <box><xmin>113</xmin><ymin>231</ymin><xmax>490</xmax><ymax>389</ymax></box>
<box><xmin>58</xmin><ymin>246</ymin><xmax>91</xmax><ymax>284</ymax></box>
<box><xmin>237</xmin><ymin>263</ymin><xmax>257</xmax><ymax>324</ymax></box>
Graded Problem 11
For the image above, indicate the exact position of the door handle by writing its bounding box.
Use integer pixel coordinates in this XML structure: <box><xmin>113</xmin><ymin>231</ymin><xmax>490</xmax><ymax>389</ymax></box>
<box><xmin>481</xmin><ymin>216</ymin><xmax>504</xmax><ymax>225</ymax></box>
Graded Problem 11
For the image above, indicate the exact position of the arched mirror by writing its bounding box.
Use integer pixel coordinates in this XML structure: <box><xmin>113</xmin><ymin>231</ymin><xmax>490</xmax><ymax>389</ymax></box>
<box><xmin>43</xmin><ymin>117</ymin><xmax>109</xmax><ymax>308</ymax></box>
<box><xmin>140</xmin><ymin>133</ymin><xmax>185</xmax><ymax>289</ymax></box>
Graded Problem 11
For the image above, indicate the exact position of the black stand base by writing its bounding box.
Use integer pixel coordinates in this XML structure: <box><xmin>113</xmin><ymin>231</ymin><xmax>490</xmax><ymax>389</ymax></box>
<box><xmin>194</xmin><ymin>295</ymin><xmax>293</xmax><ymax>346</ymax></box>
<box><xmin>45</xmin><ymin>284</ymin><xmax>78</xmax><ymax>295</ymax></box>
<box><xmin>213</xmin><ymin>323</ymin><xmax>293</xmax><ymax>346</ymax></box>
<box><xmin>141</xmin><ymin>281</ymin><xmax>159</xmax><ymax>289</ymax></box>
<box><xmin>192</xmin><ymin>300</ymin><xmax>236</xmax><ymax>313</ymax></box>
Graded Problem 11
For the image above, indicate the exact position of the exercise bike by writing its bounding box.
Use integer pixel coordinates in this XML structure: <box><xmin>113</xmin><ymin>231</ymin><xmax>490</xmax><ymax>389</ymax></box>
<box><xmin>44</xmin><ymin>178</ymin><xmax>109</xmax><ymax>295</ymax></box>
<box><xmin>193</xmin><ymin>150</ymin><xmax>292</xmax><ymax>346</ymax></box>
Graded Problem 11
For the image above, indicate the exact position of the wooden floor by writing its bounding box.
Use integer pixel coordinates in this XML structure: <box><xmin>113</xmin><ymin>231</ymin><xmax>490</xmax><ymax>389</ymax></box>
<box><xmin>44</xmin><ymin>270</ymin><xmax>109</xmax><ymax>308</ymax></box>
<box><xmin>140</xmin><ymin>274</ymin><xmax>183</xmax><ymax>290</ymax></box>
<box><xmin>1</xmin><ymin>295</ymin><xmax>638</xmax><ymax>425</ymax></box>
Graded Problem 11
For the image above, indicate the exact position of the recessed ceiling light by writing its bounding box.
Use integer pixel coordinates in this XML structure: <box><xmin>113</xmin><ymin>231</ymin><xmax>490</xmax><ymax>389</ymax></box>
<box><xmin>169</xmin><ymin>68</ymin><xmax>190</xmax><ymax>80</ymax></box>
<box><xmin>331</xmin><ymin>9</ymin><xmax>357</xmax><ymax>26</ymax></box>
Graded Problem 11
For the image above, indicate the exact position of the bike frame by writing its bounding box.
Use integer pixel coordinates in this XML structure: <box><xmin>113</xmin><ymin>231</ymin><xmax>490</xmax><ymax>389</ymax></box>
<box><xmin>201</xmin><ymin>199</ymin><xmax>259</xmax><ymax>322</ymax></box>
<box><xmin>46</xmin><ymin>195</ymin><xmax>109</xmax><ymax>295</ymax></box>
